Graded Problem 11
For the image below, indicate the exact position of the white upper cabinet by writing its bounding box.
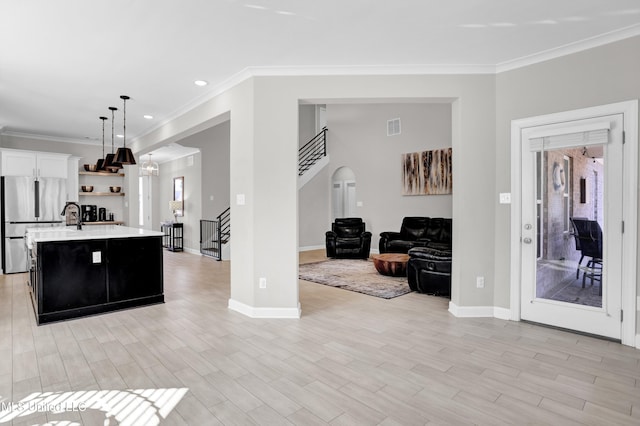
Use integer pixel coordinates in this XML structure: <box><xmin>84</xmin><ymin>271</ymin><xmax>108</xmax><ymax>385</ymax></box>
<box><xmin>36</xmin><ymin>152</ymin><xmax>69</xmax><ymax>178</ymax></box>
<box><xmin>0</xmin><ymin>149</ymin><xmax>69</xmax><ymax>178</ymax></box>
<box><xmin>1</xmin><ymin>149</ymin><xmax>36</xmax><ymax>176</ymax></box>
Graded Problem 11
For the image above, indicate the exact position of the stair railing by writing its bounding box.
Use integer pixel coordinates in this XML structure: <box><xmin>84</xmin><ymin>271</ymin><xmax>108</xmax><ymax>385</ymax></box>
<box><xmin>299</xmin><ymin>127</ymin><xmax>327</xmax><ymax>176</ymax></box>
<box><xmin>200</xmin><ymin>206</ymin><xmax>230</xmax><ymax>260</ymax></box>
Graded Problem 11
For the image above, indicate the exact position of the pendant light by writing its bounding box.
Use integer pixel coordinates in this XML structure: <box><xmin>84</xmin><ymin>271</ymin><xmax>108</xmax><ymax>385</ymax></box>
<box><xmin>103</xmin><ymin>106</ymin><xmax>121</xmax><ymax>171</ymax></box>
<box><xmin>139</xmin><ymin>153</ymin><xmax>159</xmax><ymax>176</ymax></box>
<box><xmin>96</xmin><ymin>116</ymin><xmax>108</xmax><ymax>170</ymax></box>
<box><xmin>114</xmin><ymin>95</ymin><xmax>136</xmax><ymax>165</ymax></box>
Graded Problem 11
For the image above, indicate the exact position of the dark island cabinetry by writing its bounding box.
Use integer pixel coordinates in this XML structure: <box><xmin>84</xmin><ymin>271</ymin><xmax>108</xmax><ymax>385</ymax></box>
<box><xmin>32</xmin><ymin>235</ymin><xmax>163</xmax><ymax>324</ymax></box>
<box><xmin>108</xmin><ymin>237</ymin><xmax>163</xmax><ymax>302</ymax></box>
<box><xmin>40</xmin><ymin>239</ymin><xmax>109</xmax><ymax>313</ymax></box>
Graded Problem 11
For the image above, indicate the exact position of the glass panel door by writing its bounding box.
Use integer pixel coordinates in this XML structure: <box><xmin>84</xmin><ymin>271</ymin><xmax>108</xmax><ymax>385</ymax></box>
<box><xmin>535</xmin><ymin>146</ymin><xmax>603</xmax><ymax>308</ymax></box>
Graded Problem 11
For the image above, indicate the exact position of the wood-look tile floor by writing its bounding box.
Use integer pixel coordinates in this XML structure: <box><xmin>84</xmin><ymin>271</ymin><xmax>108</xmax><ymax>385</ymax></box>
<box><xmin>1</xmin><ymin>250</ymin><xmax>639</xmax><ymax>425</ymax></box>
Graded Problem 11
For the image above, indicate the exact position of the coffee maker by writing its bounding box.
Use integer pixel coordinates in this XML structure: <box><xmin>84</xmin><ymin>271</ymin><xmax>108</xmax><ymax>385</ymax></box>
<box><xmin>62</xmin><ymin>202</ymin><xmax>80</xmax><ymax>226</ymax></box>
<box><xmin>82</xmin><ymin>205</ymin><xmax>97</xmax><ymax>222</ymax></box>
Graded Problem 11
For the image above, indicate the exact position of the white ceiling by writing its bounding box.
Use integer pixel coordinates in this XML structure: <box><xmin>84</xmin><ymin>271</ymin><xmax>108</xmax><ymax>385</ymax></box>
<box><xmin>1</xmin><ymin>0</ymin><xmax>639</xmax><ymax>146</ymax></box>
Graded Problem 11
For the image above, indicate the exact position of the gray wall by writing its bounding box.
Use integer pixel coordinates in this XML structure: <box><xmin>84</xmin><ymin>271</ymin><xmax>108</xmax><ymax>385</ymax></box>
<box><xmin>298</xmin><ymin>103</ymin><xmax>453</xmax><ymax>248</ymax></box>
<box><xmin>131</xmin><ymin>74</ymin><xmax>497</xmax><ymax>313</ymax></box>
<box><xmin>495</xmin><ymin>36</ymin><xmax>640</xmax><ymax>318</ymax></box>
<box><xmin>179</xmin><ymin>121</ymin><xmax>231</xmax><ymax>220</ymax></box>
<box><xmin>152</xmin><ymin>120</ymin><xmax>231</xmax><ymax>252</ymax></box>
<box><xmin>299</xmin><ymin>105</ymin><xmax>316</xmax><ymax>148</ymax></box>
<box><xmin>156</xmin><ymin>154</ymin><xmax>201</xmax><ymax>250</ymax></box>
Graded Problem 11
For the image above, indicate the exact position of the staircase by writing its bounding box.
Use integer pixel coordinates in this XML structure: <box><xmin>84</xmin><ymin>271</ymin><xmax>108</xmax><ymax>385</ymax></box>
<box><xmin>200</xmin><ymin>207</ymin><xmax>230</xmax><ymax>260</ymax></box>
<box><xmin>298</xmin><ymin>127</ymin><xmax>329</xmax><ymax>188</ymax></box>
<box><xmin>200</xmin><ymin>129</ymin><xmax>328</xmax><ymax>260</ymax></box>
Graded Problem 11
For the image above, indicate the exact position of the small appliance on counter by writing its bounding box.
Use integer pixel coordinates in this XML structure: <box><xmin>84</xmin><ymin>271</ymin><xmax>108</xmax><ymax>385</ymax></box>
<box><xmin>81</xmin><ymin>205</ymin><xmax>97</xmax><ymax>222</ymax></box>
<box><xmin>98</xmin><ymin>207</ymin><xmax>106</xmax><ymax>222</ymax></box>
<box><xmin>63</xmin><ymin>202</ymin><xmax>80</xmax><ymax>226</ymax></box>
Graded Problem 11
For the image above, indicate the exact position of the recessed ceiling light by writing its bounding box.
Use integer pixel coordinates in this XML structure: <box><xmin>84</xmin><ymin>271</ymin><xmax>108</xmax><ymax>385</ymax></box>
<box><xmin>194</xmin><ymin>80</ymin><xmax>208</xmax><ymax>87</ymax></box>
<box><xmin>245</xmin><ymin>4</ymin><xmax>267</xmax><ymax>10</ymax></box>
<box><xmin>116</xmin><ymin>134</ymin><xmax>124</xmax><ymax>138</ymax></box>
<box><xmin>144</xmin><ymin>115</ymin><xmax>154</xmax><ymax>120</ymax></box>
<box><xmin>276</xmin><ymin>10</ymin><xmax>295</xmax><ymax>16</ymax></box>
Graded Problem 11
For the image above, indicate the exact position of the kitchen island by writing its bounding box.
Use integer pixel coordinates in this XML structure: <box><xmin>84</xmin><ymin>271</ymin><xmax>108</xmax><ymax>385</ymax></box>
<box><xmin>26</xmin><ymin>225</ymin><xmax>164</xmax><ymax>324</ymax></box>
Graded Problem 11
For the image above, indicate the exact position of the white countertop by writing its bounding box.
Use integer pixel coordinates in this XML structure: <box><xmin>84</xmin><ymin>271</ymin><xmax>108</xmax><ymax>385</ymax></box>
<box><xmin>26</xmin><ymin>225</ymin><xmax>164</xmax><ymax>249</ymax></box>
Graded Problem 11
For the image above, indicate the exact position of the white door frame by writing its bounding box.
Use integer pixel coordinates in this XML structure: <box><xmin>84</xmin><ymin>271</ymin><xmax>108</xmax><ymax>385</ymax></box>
<box><xmin>510</xmin><ymin>100</ymin><xmax>638</xmax><ymax>346</ymax></box>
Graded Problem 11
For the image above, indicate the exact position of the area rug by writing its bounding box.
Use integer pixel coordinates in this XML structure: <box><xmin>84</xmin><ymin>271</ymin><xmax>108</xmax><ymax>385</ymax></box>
<box><xmin>298</xmin><ymin>259</ymin><xmax>411</xmax><ymax>299</ymax></box>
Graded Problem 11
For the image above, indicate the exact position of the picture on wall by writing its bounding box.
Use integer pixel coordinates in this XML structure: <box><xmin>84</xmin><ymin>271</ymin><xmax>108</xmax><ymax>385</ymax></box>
<box><xmin>402</xmin><ymin>148</ymin><xmax>452</xmax><ymax>195</ymax></box>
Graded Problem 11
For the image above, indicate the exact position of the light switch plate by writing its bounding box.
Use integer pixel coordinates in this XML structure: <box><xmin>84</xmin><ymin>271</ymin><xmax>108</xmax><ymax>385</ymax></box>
<box><xmin>236</xmin><ymin>194</ymin><xmax>245</xmax><ymax>205</ymax></box>
<box><xmin>499</xmin><ymin>193</ymin><xmax>511</xmax><ymax>204</ymax></box>
<box><xmin>92</xmin><ymin>251</ymin><xmax>102</xmax><ymax>264</ymax></box>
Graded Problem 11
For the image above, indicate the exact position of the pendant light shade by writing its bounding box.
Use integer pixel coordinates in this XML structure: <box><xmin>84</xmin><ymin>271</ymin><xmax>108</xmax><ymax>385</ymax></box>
<box><xmin>114</xmin><ymin>95</ymin><xmax>136</xmax><ymax>166</ymax></box>
<box><xmin>103</xmin><ymin>106</ymin><xmax>121</xmax><ymax>171</ymax></box>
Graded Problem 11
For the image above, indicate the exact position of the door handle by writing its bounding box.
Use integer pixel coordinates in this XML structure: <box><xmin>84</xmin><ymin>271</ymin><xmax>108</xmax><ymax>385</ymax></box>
<box><xmin>523</xmin><ymin>237</ymin><xmax>532</xmax><ymax>244</ymax></box>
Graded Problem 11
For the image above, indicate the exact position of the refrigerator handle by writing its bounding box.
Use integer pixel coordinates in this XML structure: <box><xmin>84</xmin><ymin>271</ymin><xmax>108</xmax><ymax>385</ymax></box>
<box><xmin>34</xmin><ymin>179</ymin><xmax>40</xmax><ymax>218</ymax></box>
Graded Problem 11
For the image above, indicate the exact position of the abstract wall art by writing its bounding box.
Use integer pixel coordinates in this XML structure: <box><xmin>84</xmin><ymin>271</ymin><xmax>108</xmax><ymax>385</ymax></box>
<box><xmin>402</xmin><ymin>148</ymin><xmax>452</xmax><ymax>195</ymax></box>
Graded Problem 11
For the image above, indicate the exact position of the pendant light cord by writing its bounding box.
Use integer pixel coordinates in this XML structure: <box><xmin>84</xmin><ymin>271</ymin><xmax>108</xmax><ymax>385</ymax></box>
<box><xmin>120</xmin><ymin>95</ymin><xmax>130</xmax><ymax>148</ymax></box>
<box><xmin>109</xmin><ymin>106</ymin><xmax>118</xmax><ymax>154</ymax></box>
<box><xmin>100</xmin><ymin>116</ymin><xmax>107</xmax><ymax>158</ymax></box>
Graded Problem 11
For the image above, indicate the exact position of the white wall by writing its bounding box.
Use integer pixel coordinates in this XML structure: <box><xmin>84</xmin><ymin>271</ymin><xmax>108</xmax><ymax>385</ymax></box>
<box><xmin>298</xmin><ymin>103</ymin><xmax>452</xmax><ymax>249</ymax></box>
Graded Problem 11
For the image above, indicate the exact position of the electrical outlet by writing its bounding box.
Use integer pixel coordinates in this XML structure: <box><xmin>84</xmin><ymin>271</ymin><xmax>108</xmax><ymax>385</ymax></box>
<box><xmin>259</xmin><ymin>277</ymin><xmax>267</xmax><ymax>289</ymax></box>
<box><xmin>476</xmin><ymin>276</ymin><xmax>485</xmax><ymax>288</ymax></box>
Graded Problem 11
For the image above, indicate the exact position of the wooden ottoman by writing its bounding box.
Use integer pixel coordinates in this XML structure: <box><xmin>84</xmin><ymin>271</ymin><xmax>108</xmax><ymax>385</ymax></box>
<box><xmin>372</xmin><ymin>253</ymin><xmax>410</xmax><ymax>277</ymax></box>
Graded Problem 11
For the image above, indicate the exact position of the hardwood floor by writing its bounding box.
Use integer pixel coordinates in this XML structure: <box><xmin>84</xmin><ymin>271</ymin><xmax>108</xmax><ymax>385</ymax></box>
<box><xmin>0</xmin><ymin>250</ymin><xmax>639</xmax><ymax>425</ymax></box>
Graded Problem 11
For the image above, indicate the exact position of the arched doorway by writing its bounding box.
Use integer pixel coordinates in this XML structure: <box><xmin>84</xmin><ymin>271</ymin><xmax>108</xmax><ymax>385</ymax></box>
<box><xmin>331</xmin><ymin>167</ymin><xmax>357</xmax><ymax>219</ymax></box>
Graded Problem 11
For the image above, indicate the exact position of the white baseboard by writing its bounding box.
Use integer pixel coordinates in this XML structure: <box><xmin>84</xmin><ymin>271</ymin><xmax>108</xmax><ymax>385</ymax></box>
<box><xmin>184</xmin><ymin>247</ymin><xmax>200</xmax><ymax>255</ymax></box>
<box><xmin>448</xmin><ymin>301</ymin><xmax>511</xmax><ymax>320</ymax></box>
<box><xmin>636</xmin><ymin>334</ymin><xmax>640</xmax><ymax>350</ymax></box>
<box><xmin>298</xmin><ymin>245</ymin><xmax>325</xmax><ymax>252</ymax></box>
<box><xmin>228</xmin><ymin>298</ymin><xmax>301</xmax><ymax>319</ymax></box>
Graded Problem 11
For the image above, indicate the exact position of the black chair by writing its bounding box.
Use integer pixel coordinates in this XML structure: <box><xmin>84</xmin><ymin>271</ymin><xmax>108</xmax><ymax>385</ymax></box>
<box><xmin>571</xmin><ymin>218</ymin><xmax>603</xmax><ymax>293</ymax></box>
<box><xmin>569</xmin><ymin>217</ymin><xmax>588</xmax><ymax>279</ymax></box>
<box><xmin>379</xmin><ymin>217</ymin><xmax>451</xmax><ymax>254</ymax></box>
<box><xmin>325</xmin><ymin>218</ymin><xmax>372</xmax><ymax>259</ymax></box>
<box><xmin>407</xmin><ymin>246</ymin><xmax>452</xmax><ymax>297</ymax></box>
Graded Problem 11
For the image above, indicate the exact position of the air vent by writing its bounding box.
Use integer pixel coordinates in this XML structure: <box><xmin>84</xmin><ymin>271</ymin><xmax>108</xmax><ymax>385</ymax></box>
<box><xmin>387</xmin><ymin>118</ymin><xmax>401</xmax><ymax>136</ymax></box>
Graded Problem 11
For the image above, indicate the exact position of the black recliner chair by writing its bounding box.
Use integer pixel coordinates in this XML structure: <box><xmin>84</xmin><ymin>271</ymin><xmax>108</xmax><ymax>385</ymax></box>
<box><xmin>325</xmin><ymin>218</ymin><xmax>372</xmax><ymax>259</ymax></box>
<box><xmin>407</xmin><ymin>246</ymin><xmax>452</xmax><ymax>297</ymax></box>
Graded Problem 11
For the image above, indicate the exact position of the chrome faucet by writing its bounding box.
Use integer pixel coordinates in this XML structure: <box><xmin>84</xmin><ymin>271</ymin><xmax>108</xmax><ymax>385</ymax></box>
<box><xmin>61</xmin><ymin>202</ymin><xmax>82</xmax><ymax>230</ymax></box>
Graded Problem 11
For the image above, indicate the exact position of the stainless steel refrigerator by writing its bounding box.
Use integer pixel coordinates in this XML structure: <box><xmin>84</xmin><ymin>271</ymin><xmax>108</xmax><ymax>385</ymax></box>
<box><xmin>1</xmin><ymin>176</ymin><xmax>66</xmax><ymax>273</ymax></box>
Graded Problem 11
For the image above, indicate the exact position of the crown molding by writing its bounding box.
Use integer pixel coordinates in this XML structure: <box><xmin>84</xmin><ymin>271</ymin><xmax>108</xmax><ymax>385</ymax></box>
<box><xmin>245</xmin><ymin>63</ymin><xmax>497</xmax><ymax>76</ymax></box>
<box><xmin>496</xmin><ymin>23</ymin><xmax>640</xmax><ymax>73</ymax></box>
<box><xmin>0</xmin><ymin>130</ymin><xmax>99</xmax><ymax>146</ymax></box>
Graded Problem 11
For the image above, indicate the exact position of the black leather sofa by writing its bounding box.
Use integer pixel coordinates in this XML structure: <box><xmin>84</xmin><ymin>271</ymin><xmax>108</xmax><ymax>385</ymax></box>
<box><xmin>379</xmin><ymin>217</ymin><xmax>452</xmax><ymax>254</ymax></box>
<box><xmin>407</xmin><ymin>246</ymin><xmax>452</xmax><ymax>297</ymax></box>
<box><xmin>325</xmin><ymin>218</ymin><xmax>372</xmax><ymax>259</ymax></box>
